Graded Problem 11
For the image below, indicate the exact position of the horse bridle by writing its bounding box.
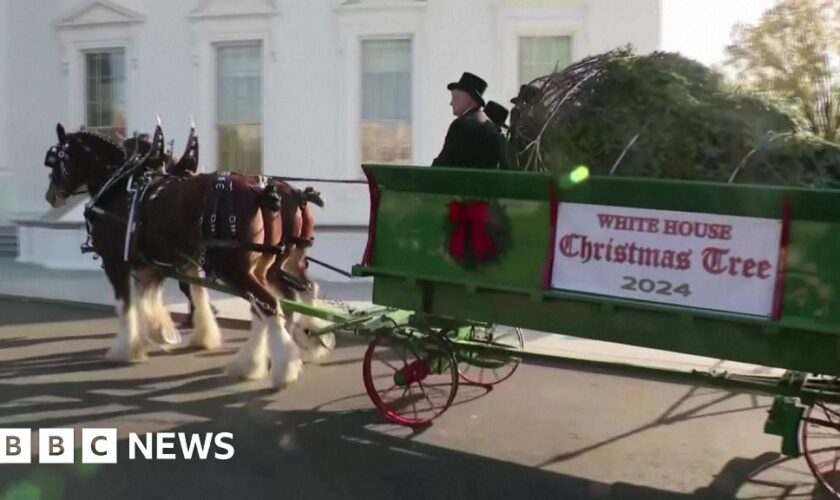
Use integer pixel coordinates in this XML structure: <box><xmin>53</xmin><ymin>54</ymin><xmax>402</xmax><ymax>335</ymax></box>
<box><xmin>43</xmin><ymin>140</ymin><xmax>83</xmax><ymax>194</ymax></box>
<box><xmin>44</xmin><ymin>134</ymin><xmax>144</xmax><ymax>197</ymax></box>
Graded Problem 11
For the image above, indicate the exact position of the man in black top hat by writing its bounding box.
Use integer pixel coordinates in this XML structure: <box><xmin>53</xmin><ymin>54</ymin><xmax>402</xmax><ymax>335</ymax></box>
<box><xmin>432</xmin><ymin>72</ymin><xmax>501</xmax><ymax>169</ymax></box>
<box><xmin>484</xmin><ymin>100</ymin><xmax>515</xmax><ymax>170</ymax></box>
<box><xmin>484</xmin><ymin>100</ymin><xmax>509</xmax><ymax>133</ymax></box>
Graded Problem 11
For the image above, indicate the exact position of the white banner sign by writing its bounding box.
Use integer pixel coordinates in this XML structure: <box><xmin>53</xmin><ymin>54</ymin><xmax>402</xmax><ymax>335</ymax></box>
<box><xmin>550</xmin><ymin>203</ymin><xmax>783</xmax><ymax>317</ymax></box>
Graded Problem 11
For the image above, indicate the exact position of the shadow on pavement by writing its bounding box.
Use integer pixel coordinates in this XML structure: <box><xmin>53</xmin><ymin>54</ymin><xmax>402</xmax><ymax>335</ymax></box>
<box><xmin>0</xmin><ymin>298</ymin><xmax>831</xmax><ymax>500</ymax></box>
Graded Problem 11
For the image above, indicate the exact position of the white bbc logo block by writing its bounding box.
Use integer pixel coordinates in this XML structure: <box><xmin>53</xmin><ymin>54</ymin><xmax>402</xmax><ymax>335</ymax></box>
<box><xmin>39</xmin><ymin>429</ymin><xmax>74</xmax><ymax>464</ymax></box>
<box><xmin>82</xmin><ymin>428</ymin><xmax>117</xmax><ymax>464</ymax></box>
<box><xmin>0</xmin><ymin>428</ymin><xmax>31</xmax><ymax>463</ymax></box>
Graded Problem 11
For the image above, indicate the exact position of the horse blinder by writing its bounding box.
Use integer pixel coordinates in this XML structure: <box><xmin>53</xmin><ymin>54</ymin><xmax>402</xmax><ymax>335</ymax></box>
<box><xmin>44</xmin><ymin>146</ymin><xmax>59</xmax><ymax>169</ymax></box>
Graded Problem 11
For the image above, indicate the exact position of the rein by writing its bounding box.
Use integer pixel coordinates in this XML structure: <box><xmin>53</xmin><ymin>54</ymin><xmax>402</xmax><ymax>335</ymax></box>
<box><xmin>83</xmin><ymin>206</ymin><xmax>314</xmax><ymax>292</ymax></box>
<box><xmin>85</xmin><ymin>133</ymin><xmax>159</xmax><ymax>208</ymax></box>
<box><xmin>72</xmin><ymin>144</ymin><xmax>356</xmax><ymax>283</ymax></box>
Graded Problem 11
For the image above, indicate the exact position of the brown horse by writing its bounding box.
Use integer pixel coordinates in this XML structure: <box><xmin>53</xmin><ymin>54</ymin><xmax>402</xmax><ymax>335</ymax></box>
<box><xmin>43</xmin><ymin>123</ymin><xmax>327</xmax><ymax>388</ymax></box>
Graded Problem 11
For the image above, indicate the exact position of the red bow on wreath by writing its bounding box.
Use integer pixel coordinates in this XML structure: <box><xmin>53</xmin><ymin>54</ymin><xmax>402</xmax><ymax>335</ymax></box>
<box><xmin>448</xmin><ymin>201</ymin><xmax>497</xmax><ymax>263</ymax></box>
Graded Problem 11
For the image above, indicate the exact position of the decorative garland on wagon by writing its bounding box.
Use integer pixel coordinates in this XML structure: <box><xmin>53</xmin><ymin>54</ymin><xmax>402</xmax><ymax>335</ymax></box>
<box><xmin>444</xmin><ymin>198</ymin><xmax>512</xmax><ymax>268</ymax></box>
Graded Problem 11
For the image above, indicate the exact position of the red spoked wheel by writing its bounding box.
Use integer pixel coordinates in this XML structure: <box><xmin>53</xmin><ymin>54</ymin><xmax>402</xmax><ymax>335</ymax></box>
<box><xmin>800</xmin><ymin>401</ymin><xmax>840</xmax><ymax>495</ymax></box>
<box><xmin>363</xmin><ymin>332</ymin><xmax>458</xmax><ymax>427</ymax></box>
<box><xmin>456</xmin><ymin>325</ymin><xmax>524</xmax><ymax>387</ymax></box>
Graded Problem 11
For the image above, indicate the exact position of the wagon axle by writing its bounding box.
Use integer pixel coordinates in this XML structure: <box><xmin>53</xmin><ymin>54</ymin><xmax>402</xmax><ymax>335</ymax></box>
<box><xmin>393</xmin><ymin>360</ymin><xmax>431</xmax><ymax>386</ymax></box>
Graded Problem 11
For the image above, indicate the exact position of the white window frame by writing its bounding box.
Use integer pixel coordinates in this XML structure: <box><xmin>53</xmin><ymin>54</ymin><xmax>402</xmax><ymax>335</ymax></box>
<box><xmin>215</xmin><ymin>41</ymin><xmax>265</xmax><ymax>174</ymax></box>
<box><xmin>55</xmin><ymin>2</ymin><xmax>144</xmax><ymax>135</ymax></box>
<box><xmin>359</xmin><ymin>37</ymin><xmax>414</xmax><ymax>165</ymax></box>
<box><xmin>65</xmin><ymin>39</ymin><xmax>134</xmax><ymax>135</ymax></box>
<box><xmin>517</xmin><ymin>35</ymin><xmax>574</xmax><ymax>87</ymax></box>
<box><xmin>495</xmin><ymin>6</ymin><xmax>586</xmax><ymax>106</ymax></box>
<box><xmin>190</xmin><ymin>2</ymin><xmax>277</xmax><ymax>172</ymax></box>
<box><xmin>83</xmin><ymin>47</ymin><xmax>128</xmax><ymax>137</ymax></box>
<box><xmin>336</xmin><ymin>1</ymin><xmax>427</xmax><ymax>177</ymax></box>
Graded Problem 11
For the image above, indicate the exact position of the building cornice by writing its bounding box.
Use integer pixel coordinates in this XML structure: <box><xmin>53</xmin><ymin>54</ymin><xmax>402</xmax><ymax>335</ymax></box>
<box><xmin>55</xmin><ymin>0</ymin><xmax>145</xmax><ymax>29</ymax></box>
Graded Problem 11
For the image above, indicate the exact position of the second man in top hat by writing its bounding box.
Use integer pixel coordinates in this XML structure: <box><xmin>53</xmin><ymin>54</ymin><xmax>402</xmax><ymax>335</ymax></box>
<box><xmin>432</xmin><ymin>72</ymin><xmax>501</xmax><ymax>169</ymax></box>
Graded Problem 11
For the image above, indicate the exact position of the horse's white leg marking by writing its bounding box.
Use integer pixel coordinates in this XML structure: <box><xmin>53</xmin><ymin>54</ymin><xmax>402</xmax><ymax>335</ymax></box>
<box><xmin>227</xmin><ymin>311</ymin><xmax>268</xmax><ymax>380</ymax></box>
<box><xmin>188</xmin><ymin>270</ymin><xmax>221</xmax><ymax>350</ymax></box>
<box><xmin>150</xmin><ymin>282</ymin><xmax>181</xmax><ymax>346</ymax></box>
<box><xmin>293</xmin><ymin>316</ymin><xmax>334</xmax><ymax>363</ymax></box>
<box><xmin>132</xmin><ymin>277</ymin><xmax>154</xmax><ymax>349</ymax></box>
<box><xmin>268</xmin><ymin>312</ymin><xmax>302</xmax><ymax>389</ymax></box>
<box><xmin>282</xmin><ymin>252</ymin><xmax>335</xmax><ymax>362</ymax></box>
<box><xmin>106</xmin><ymin>298</ymin><xmax>147</xmax><ymax>363</ymax></box>
<box><xmin>136</xmin><ymin>276</ymin><xmax>181</xmax><ymax>348</ymax></box>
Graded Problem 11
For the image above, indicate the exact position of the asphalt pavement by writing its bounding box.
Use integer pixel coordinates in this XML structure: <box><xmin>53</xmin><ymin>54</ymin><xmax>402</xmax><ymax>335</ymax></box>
<box><xmin>0</xmin><ymin>297</ymin><xmax>833</xmax><ymax>500</ymax></box>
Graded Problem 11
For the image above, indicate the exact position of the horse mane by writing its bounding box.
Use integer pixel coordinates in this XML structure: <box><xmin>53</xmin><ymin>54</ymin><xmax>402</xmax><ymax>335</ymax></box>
<box><xmin>73</xmin><ymin>129</ymin><xmax>127</xmax><ymax>165</ymax></box>
<box><xmin>123</xmin><ymin>134</ymin><xmax>154</xmax><ymax>159</ymax></box>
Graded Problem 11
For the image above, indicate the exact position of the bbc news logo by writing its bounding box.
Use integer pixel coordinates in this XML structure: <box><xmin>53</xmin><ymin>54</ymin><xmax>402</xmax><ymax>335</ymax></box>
<box><xmin>0</xmin><ymin>429</ymin><xmax>235</xmax><ymax>463</ymax></box>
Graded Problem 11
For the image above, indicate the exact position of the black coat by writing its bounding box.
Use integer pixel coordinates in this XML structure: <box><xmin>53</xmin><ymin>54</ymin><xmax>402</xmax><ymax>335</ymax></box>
<box><xmin>432</xmin><ymin>108</ymin><xmax>501</xmax><ymax>169</ymax></box>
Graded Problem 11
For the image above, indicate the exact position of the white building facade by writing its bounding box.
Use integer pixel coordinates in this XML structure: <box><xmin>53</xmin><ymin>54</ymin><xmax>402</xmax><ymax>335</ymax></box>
<box><xmin>0</xmin><ymin>0</ymin><xmax>771</xmax><ymax>276</ymax></box>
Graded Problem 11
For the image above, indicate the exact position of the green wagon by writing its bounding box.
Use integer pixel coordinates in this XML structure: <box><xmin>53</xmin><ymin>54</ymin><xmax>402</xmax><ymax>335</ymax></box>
<box><xmin>297</xmin><ymin>163</ymin><xmax>840</xmax><ymax>495</ymax></box>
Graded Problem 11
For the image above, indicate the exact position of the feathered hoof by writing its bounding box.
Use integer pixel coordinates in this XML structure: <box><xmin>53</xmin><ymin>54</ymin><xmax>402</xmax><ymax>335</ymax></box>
<box><xmin>270</xmin><ymin>357</ymin><xmax>303</xmax><ymax>389</ymax></box>
<box><xmin>149</xmin><ymin>326</ymin><xmax>182</xmax><ymax>351</ymax></box>
<box><xmin>189</xmin><ymin>331</ymin><xmax>222</xmax><ymax>350</ymax></box>
<box><xmin>105</xmin><ymin>344</ymin><xmax>148</xmax><ymax>364</ymax></box>
<box><xmin>160</xmin><ymin>325</ymin><xmax>183</xmax><ymax>346</ymax></box>
<box><xmin>302</xmin><ymin>334</ymin><xmax>335</xmax><ymax>363</ymax></box>
<box><xmin>226</xmin><ymin>356</ymin><xmax>268</xmax><ymax>381</ymax></box>
<box><xmin>291</xmin><ymin>318</ymin><xmax>336</xmax><ymax>364</ymax></box>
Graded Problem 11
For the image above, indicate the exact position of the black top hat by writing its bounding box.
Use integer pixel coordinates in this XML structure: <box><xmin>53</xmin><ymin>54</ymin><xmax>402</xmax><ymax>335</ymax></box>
<box><xmin>485</xmin><ymin>101</ymin><xmax>509</xmax><ymax>129</ymax></box>
<box><xmin>447</xmin><ymin>72</ymin><xmax>488</xmax><ymax>107</ymax></box>
<box><xmin>511</xmin><ymin>83</ymin><xmax>541</xmax><ymax>105</ymax></box>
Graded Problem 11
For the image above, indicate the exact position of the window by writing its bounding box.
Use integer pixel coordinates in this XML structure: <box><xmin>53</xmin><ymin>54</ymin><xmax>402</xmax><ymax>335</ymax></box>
<box><xmin>217</xmin><ymin>43</ymin><xmax>263</xmax><ymax>174</ymax></box>
<box><xmin>85</xmin><ymin>49</ymin><xmax>126</xmax><ymax>139</ymax></box>
<box><xmin>361</xmin><ymin>39</ymin><xmax>412</xmax><ymax>164</ymax></box>
<box><xmin>518</xmin><ymin>36</ymin><xmax>571</xmax><ymax>85</ymax></box>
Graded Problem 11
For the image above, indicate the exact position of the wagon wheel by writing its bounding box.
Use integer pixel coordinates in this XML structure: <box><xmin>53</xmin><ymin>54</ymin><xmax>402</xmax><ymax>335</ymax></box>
<box><xmin>456</xmin><ymin>325</ymin><xmax>524</xmax><ymax>387</ymax></box>
<box><xmin>363</xmin><ymin>331</ymin><xmax>458</xmax><ymax>427</ymax></box>
<box><xmin>800</xmin><ymin>401</ymin><xmax>840</xmax><ymax>495</ymax></box>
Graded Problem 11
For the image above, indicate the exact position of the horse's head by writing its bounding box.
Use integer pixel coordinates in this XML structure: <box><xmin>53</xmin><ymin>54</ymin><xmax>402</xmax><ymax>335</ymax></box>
<box><xmin>44</xmin><ymin>124</ymin><xmax>127</xmax><ymax>207</ymax></box>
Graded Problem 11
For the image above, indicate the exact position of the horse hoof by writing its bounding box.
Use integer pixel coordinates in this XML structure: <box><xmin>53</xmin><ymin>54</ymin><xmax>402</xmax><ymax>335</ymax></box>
<box><xmin>189</xmin><ymin>332</ymin><xmax>222</xmax><ymax>350</ymax></box>
<box><xmin>161</xmin><ymin>326</ymin><xmax>183</xmax><ymax>346</ymax></box>
<box><xmin>146</xmin><ymin>324</ymin><xmax>182</xmax><ymax>347</ymax></box>
<box><xmin>226</xmin><ymin>357</ymin><xmax>268</xmax><ymax>381</ymax></box>
<box><xmin>302</xmin><ymin>344</ymin><xmax>331</xmax><ymax>364</ymax></box>
<box><xmin>105</xmin><ymin>345</ymin><xmax>147</xmax><ymax>364</ymax></box>
<box><xmin>189</xmin><ymin>322</ymin><xmax>222</xmax><ymax>350</ymax></box>
<box><xmin>290</xmin><ymin>326</ymin><xmax>310</xmax><ymax>350</ymax></box>
<box><xmin>271</xmin><ymin>358</ymin><xmax>303</xmax><ymax>389</ymax></box>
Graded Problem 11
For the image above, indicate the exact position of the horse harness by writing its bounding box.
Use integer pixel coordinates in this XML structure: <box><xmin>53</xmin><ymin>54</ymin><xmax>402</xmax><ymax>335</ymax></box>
<box><xmin>199</xmin><ymin>173</ymin><xmax>313</xmax><ymax>292</ymax></box>
<box><xmin>80</xmin><ymin>164</ymin><xmax>312</xmax><ymax>293</ymax></box>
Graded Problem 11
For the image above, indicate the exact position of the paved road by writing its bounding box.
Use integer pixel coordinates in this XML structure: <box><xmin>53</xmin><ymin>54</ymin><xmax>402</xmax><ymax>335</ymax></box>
<box><xmin>0</xmin><ymin>298</ymin><xmax>832</xmax><ymax>500</ymax></box>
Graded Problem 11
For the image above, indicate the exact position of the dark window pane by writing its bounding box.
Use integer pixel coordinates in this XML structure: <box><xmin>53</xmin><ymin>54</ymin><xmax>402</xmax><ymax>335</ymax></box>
<box><xmin>85</xmin><ymin>49</ymin><xmax>126</xmax><ymax>139</ymax></box>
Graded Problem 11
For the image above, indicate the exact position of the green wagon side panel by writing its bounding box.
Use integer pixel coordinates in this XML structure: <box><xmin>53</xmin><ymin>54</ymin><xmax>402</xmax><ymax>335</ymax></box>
<box><xmin>357</xmin><ymin>165</ymin><xmax>840</xmax><ymax>375</ymax></box>
<box><xmin>784</xmin><ymin>221</ymin><xmax>840</xmax><ymax>327</ymax></box>
<box><xmin>371</xmin><ymin>276</ymin><xmax>840</xmax><ymax>376</ymax></box>
<box><xmin>374</xmin><ymin>193</ymin><xmax>550</xmax><ymax>290</ymax></box>
<box><xmin>366</xmin><ymin>165</ymin><xmax>557</xmax><ymax>291</ymax></box>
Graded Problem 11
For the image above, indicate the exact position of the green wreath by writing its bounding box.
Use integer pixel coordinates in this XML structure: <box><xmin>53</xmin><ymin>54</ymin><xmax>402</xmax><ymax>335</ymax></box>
<box><xmin>444</xmin><ymin>198</ymin><xmax>512</xmax><ymax>268</ymax></box>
